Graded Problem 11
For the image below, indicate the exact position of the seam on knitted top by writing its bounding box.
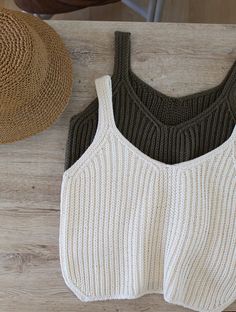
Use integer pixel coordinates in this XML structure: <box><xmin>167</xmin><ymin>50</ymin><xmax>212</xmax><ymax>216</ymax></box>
<box><xmin>232</xmin><ymin>139</ymin><xmax>236</xmax><ymax>171</ymax></box>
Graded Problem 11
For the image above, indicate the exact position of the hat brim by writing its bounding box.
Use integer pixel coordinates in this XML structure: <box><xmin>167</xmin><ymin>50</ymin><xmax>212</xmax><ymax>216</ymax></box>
<box><xmin>0</xmin><ymin>12</ymin><xmax>72</xmax><ymax>143</ymax></box>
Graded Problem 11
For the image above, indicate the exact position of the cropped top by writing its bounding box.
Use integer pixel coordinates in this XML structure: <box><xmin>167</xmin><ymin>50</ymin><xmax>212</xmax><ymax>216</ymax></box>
<box><xmin>60</xmin><ymin>75</ymin><xmax>236</xmax><ymax>312</ymax></box>
<box><xmin>65</xmin><ymin>31</ymin><xmax>236</xmax><ymax>169</ymax></box>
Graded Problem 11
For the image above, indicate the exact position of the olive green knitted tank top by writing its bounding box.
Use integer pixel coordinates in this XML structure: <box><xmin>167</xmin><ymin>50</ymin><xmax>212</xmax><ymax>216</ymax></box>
<box><xmin>65</xmin><ymin>31</ymin><xmax>236</xmax><ymax>170</ymax></box>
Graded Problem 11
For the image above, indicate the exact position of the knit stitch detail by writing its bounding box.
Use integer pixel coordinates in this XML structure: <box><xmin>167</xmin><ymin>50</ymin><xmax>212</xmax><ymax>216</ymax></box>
<box><xmin>60</xmin><ymin>76</ymin><xmax>236</xmax><ymax>312</ymax></box>
<box><xmin>65</xmin><ymin>32</ymin><xmax>236</xmax><ymax>169</ymax></box>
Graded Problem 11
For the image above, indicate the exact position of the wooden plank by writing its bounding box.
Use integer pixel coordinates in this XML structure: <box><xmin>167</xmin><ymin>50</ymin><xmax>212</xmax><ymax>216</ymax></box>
<box><xmin>0</xmin><ymin>21</ymin><xmax>236</xmax><ymax>312</ymax></box>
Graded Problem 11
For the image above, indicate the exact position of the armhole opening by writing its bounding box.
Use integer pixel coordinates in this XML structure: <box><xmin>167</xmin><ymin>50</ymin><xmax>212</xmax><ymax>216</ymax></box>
<box><xmin>64</xmin><ymin>78</ymin><xmax>111</xmax><ymax>176</ymax></box>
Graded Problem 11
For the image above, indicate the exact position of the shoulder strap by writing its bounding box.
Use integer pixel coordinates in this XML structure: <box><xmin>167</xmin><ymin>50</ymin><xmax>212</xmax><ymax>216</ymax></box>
<box><xmin>113</xmin><ymin>31</ymin><xmax>131</xmax><ymax>80</ymax></box>
<box><xmin>95</xmin><ymin>75</ymin><xmax>115</xmax><ymax>130</ymax></box>
<box><xmin>223</xmin><ymin>60</ymin><xmax>236</xmax><ymax>121</ymax></box>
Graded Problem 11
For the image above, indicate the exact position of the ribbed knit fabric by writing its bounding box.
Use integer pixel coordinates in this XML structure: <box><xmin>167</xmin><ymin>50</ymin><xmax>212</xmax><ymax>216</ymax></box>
<box><xmin>65</xmin><ymin>31</ymin><xmax>236</xmax><ymax>170</ymax></box>
<box><xmin>60</xmin><ymin>75</ymin><xmax>236</xmax><ymax>312</ymax></box>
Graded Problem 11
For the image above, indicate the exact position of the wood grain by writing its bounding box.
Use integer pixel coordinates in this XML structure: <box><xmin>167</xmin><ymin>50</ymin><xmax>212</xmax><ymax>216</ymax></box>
<box><xmin>0</xmin><ymin>21</ymin><xmax>236</xmax><ymax>312</ymax></box>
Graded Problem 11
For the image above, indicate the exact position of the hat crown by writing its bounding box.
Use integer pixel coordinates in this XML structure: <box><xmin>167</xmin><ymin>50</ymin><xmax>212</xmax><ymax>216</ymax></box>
<box><xmin>0</xmin><ymin>9</ymin><xmax>48</xmax><ymax>110</ymax></box>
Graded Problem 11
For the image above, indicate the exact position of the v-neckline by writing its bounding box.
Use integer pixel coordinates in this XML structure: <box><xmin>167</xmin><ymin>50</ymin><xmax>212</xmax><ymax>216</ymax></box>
<box><xmin>119</xmin><ymin>60</ymin><xmax>236</xmax><ymax>131</ymax></box>
<box><xmin>106</xmin><ymin>75</ymin><xmax>236</xmax><ymax>170</ymax></box>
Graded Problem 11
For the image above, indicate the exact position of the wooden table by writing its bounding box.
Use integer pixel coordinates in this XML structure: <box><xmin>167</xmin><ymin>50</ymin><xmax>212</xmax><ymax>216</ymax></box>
<box><xmin>0</xmin><ymin>21</ymin><xmax>236</xmax><ymax>312</ymax></box>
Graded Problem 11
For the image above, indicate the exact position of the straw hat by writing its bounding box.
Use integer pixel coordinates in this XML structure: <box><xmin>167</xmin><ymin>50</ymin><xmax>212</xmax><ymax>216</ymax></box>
<box><xmin>0</xmin><ymin>8</ymin><xmax>72</xmax><ymax>143</ymax></box>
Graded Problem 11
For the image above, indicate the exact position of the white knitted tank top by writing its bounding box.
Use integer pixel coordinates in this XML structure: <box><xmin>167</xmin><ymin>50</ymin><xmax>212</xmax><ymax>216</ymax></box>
<box><xmin>60</xmin><ymin>75</ymin><xmax>236</xmax><ymax>312</ymax></box>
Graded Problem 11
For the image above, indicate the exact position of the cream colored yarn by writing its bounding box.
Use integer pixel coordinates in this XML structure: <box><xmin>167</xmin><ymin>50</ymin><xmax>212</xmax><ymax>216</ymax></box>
<box><xmin>60</xmin><ymin>75</ymin><xmax>236</xmax><ymax>312</ymax></box>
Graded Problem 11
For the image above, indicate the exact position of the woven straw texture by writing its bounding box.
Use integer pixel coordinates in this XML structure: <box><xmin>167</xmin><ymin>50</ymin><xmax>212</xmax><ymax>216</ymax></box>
<box><xmin>0</xmin><ymin>8</ymin><xmax>72</xmax><ymax>143</ymax></box>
